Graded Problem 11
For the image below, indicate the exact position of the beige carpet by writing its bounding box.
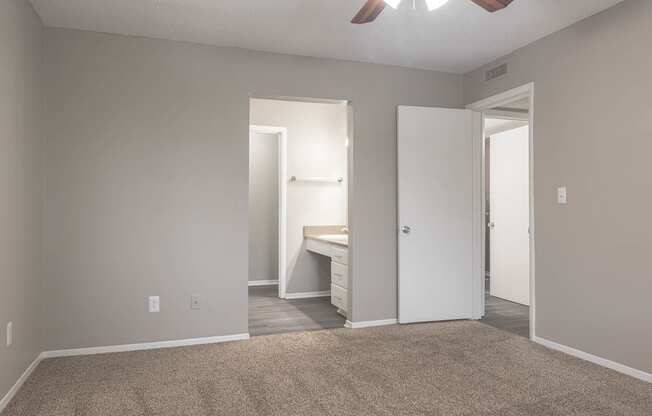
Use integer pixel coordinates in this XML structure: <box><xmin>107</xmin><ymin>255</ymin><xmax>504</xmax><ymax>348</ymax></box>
<box><xmin>3</xmin><ymin>321</ymin><xmax>650</xmax><ymax>415</ymax></box>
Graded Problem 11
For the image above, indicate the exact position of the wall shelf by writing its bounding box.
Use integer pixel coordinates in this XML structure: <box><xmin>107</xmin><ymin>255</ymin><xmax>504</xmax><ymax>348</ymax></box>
<box><xmin>289</xmin><ymin>176</ymin><xmax>343</xmax><ymax>183</ymax></box>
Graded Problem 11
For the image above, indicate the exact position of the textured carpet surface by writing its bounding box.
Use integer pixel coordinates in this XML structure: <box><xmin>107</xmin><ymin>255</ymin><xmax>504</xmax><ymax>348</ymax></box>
<box><xmin>3</xmin><ymin>321</ymin><xmax>650</xmax><ymax>415</ymax></box>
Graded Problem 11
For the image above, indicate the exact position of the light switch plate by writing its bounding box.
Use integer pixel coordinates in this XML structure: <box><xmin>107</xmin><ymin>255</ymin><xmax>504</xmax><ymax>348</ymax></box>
<box><xmin>557</xmin><ymin>186</ymin><xmax>567</xmax><ymax>204</ymax></box>
<box><xmin>191</xmin><ymin>295</ymin><xmax>200</xmax><ymax>310</ymax></box>
<box><xmin>148</xmin><ymin>296</ymin><xmax>160</xmax><ymax>313</ymax></box>
<box><xmin>6</xmin><ymin>321</ymin><xmax>13</xmax><ymax>347</ymax></box>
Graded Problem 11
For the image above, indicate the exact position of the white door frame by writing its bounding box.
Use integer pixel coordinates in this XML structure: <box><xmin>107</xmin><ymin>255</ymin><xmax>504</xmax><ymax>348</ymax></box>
<box><xmin>467</xmin><ymin>83</ymin><xmax>536</xmax><ymax>340</ymax></box>
<box><xmin>249</xmin><ymin>125</ymin><xmax>288</xmax><ymax>299</ymax></box>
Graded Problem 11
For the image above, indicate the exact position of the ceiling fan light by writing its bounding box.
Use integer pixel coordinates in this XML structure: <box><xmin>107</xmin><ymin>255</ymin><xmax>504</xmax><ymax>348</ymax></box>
<box><xmin>384</xmin><ymin>0</ymin><xmax>401</xmax><ymax>9</ymax></box>
<box><xmin>425</xmin><ymin>0</ymin><xmax>449</xmax><ymax>11</ymax></box>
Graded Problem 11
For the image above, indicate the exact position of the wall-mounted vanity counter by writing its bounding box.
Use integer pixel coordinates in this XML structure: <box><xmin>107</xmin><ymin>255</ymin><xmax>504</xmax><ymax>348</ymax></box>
<box><xmin>304</xmin><ymin>226</ymin><xmax>348</xmax><ymax>316</ymax></box>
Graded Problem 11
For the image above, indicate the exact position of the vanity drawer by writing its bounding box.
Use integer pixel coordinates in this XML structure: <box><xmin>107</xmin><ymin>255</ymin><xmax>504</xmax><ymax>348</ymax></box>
<box><xmin>331</xmin><ymin>246</ymin><xmax>348</xmax><ymax>265</ymax></box>
<box><xmin>331</xmin><ymin>283</ymin><xmax>347</xmax><ymax>312</ymax></box>
<box><xmin>331</xmin><ymin>261</ymin><xmax>348</xmax><ymax>289</ymax></box>
<box><xmin>306</xmin><ymin>238</ymin><xmax>331</xmax><ymax>257</ymax></box>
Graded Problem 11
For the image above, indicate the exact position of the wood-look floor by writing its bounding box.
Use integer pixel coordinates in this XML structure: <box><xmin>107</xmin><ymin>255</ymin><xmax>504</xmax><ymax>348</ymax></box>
<box><xmin>249</xmin><ymin>285</ymin><xmax>528</xmax><ymax>338</ymax></box>
<box><xmin>248</xmin><ymin>285</ymin><xmax>345</xmax><ymax>336</ymax></box>
<box><xmin>481</xmin><ymin>293</ymin><xmax>530</xmax><ymax>338</ymax></box>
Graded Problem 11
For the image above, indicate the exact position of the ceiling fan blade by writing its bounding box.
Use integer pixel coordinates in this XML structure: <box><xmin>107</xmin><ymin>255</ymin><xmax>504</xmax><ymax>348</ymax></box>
<box><xmin>470</xmin><ymin>0</ymin><xmax>514</xmax><ymax>12</ymax></box>
<box><xmin>351</xmin><ymin>0</ymin><xmax>386</xmax><ymax>24</ymax></box>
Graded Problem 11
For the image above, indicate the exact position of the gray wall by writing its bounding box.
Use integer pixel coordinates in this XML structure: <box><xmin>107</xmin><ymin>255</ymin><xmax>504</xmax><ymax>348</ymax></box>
<box><xmin>0</xmin><ymin>0</ymin><xmax>43</xmax><ymax>401</ymax></box>
<box><xmin>43</xmin><ymin>28</ymin><xmax>462</xmax><ymax>349</ymax></box>
<box><xmin>248</xmin><ymin>132</ymin><xmax>279</xmax><ymax>283</ymax></box>
<box><xmin>250</xmin><ymin>99</ymin><xmax>348</xmax><ymax>294</ymax></box>
<box><xmin>464</xmin><ymin>0</ymin><xmax>652</xmax><ymax>373</ymax></box>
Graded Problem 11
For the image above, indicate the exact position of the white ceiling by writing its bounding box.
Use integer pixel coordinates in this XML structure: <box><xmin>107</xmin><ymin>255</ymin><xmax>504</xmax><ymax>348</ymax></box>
<box><xmin>31</xmin><ymin>0</ymin><xmax>625</xmax><ymax>74</ymax></box>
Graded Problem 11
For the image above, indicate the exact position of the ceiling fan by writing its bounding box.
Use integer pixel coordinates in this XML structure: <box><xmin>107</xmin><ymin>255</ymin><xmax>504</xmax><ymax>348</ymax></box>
<box><xmin>352</xmin><ymin>0</ymin><xmax>514</xmax><ymax>24</ymax></box>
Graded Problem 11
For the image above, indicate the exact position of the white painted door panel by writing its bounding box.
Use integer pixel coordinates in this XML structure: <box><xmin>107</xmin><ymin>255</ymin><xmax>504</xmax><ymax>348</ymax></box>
<box><xmin>398</xmin><ymin>106</ymin><xmax>476</xmax><ymax>324</ymax></box>
<box><xmin>489</xmin><ymin>126</ymin><xmax>530</xmax><ymax>306</ymax></box>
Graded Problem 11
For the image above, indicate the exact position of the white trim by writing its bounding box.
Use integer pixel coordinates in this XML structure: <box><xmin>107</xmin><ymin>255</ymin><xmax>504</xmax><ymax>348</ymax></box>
<box><xmin>0</xmin><ymin>354</ymin><xmax>42</xmax><ymax>412</ymax></box>
<box><xmin>1</xmin><ymin>333</ymin><xmax>250</xmax><ymax>410</ymax></box>
<box><xmin>248</xmin><ymin>280</ymin><xmax>279</xmax><ymax>286</ymax></box>
<box><xmin>534</xmin><ymin>336</ymin><xmax>652</xmax><ymax>384</ymax></box>
<box><xmin>483</xmin><ymin>109</ymin><xmax>529</xmax><ymax>121</ymax></box>
<box><xmin>284</xmin><ymin>291</ymin><xmax>330</xmax><ymax>299</ymax></box>
<box><xmin>344</xmin><ymin>319</ymin><xmax>398</xmax><ymax>329</ymax></box>
<box><xmin>41</xmin><ymin>333</ymin><xmax>250</xmax><ymax>358</ymax></box>
<box><xmin>471</xmin><ymin>111</ymin><xmax>484</xmax><ymax>320</ymax></box>
<box><xmin>467</xmin><ymin>83</ymin><xmax>536</xmax><ymax>340</ymax></box>
<box><xmin>467</xmin><ymin>83</ymin><xmax>533</xmax><ymax>112</ymax></box>
<box><xmin>248</xmin><ymin>125</ymin><xmax>286</xmax><ymax>135</ymax></box>
<box><xmin>250</xmin><ymin>125</ymin><xmax>288</xmax><ymax>299</ymax></box>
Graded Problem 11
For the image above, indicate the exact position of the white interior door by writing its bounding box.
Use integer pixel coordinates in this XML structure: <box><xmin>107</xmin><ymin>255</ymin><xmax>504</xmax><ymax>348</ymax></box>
<box><xmin>398</xmin><ymin>106</ymin><xmax>478</xmax><ymax>324</ymax></box>
<box><xmin>489</xmin><ymin>125</ymin><xmax>530</xmax><ymax>306</ymax></box>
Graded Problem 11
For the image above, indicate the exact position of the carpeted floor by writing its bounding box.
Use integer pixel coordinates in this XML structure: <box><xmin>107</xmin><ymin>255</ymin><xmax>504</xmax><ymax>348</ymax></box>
<box><xmin>3</xmin><ymin>321</ymin><xmax>650</xmax><ymax>415</ymax></box>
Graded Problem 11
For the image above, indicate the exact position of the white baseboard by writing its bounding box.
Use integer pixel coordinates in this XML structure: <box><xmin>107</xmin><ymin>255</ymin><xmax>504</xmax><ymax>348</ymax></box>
<box><xmin>534</xmin><ymin>336</ymin><xmax>651</xmax><ymax>383</ymax></box>
<box><xmin>0</xmin><ymin>354</ymin><xmax>42</xmax><ymax>413</ymax></box>
<box><xmin>0</xmin><ymin>333</ymin><xmax>250</xmax><ymax>410</ymax></box>
<box><xmin>41</xmin><ymin>333</ymin><xmax>250</xmax><ymax>359</ymax></box>
<box><xmin>345</xmin><ymin>319</ymin><xmax>398</xmax><ymax>329</ymax></box>
<box><xmin>248</xmin><ymin>280</ymin><xmax>279</xmax><ymax>286</ymax></box>
<box><xmin>284</xmin><ymin>291</ymin><xmax>330</xmax><ymax>299</ymax></box>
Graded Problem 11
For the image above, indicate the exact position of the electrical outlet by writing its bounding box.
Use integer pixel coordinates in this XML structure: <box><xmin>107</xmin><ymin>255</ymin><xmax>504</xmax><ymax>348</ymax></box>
<box><xmin>6</xmin><ymin>322</ymin><xmax>13</xmax><ymax>347</ymax></box>
<box><xmin>148</xmin><ymin>296</ymin><xmax>160</xmax><ymax>313</ymax></box>
<box><xmin>190</xmin><ymin>295</ymin><xmax>200</xmax><ymax>310</ymax></box>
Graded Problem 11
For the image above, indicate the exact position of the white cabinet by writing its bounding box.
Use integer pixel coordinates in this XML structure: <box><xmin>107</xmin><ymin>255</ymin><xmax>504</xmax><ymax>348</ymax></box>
<box><xmin>330</xmin><ymin>246</ymin><xmax>348</xmax><ymax>314</ymax></box>
<box><xmin>307</xmin><ymin>238</ymin><xmax>349</xmax><ymax>315</ymax></box>
<box><xmin>331</xmin><ymin>246</ymin><xmax>348</xmax><ymax>266</ymax></box>
<box><xmin>306</xmin><ymin>238</ymin><xmax>332</xmax><ymax>257</ymax></box>
<box><xmin>331</xmin><ymin>261</ymin><xmax>347</xmax><ymax>289</ymax></box>
<box><xmin>331</xmin><ymin>283</ymin><xmax>347</xmax><ymax>312</ymax></box>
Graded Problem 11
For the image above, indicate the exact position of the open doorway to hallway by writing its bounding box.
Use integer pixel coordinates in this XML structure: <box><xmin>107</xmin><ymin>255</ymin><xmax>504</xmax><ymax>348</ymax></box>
<box><xmin>480</xmin><ymin>96</ymin><xmax>531</xmax><ymax>338</ymax></box>
<box><xmin>247</xmin><ymin>98</ymin><xmax>350</xmax><ymax>336</ymax></box>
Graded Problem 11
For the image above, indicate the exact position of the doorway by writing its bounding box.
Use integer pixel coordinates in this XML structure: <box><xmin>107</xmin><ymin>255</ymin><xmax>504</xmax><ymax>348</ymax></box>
<box><xmin>468</xmin><ymin>83</ymin><xmax>535</xmax><ymax>339</ymax></box>
<box><xmin>248</xmin><ymin>98</ymin><xmax>350</xmax><ymax>336</ymax></box>
<box><xmin>396</xmin><ymin>84</ymin><xmax>534</xmax><ymax>339</ymax></box>
<box><xmin>483</xmin><ymin>111</ymin><xmax>530</xmax><ymax>337</ymax></box>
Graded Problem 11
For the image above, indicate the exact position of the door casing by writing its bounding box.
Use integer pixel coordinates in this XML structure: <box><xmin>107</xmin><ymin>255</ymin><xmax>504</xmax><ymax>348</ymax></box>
<box><xmin>249</xmin><ymin>125</ymin><xmax>288</xmax><ymax>299</ymax></box>
<box><xmin>467</xmin><ymin>83</ymin><xmax>536</xmax><ymax>340</ymax></box>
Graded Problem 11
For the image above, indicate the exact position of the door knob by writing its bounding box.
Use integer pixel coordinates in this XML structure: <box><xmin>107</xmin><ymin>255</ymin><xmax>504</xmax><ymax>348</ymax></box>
<box><xmin>401</xmin><ymin>226</ymin><xmax>411</xmax><ymax>234</ymax></box>
<box><xmin>488</xmin><ymin>222</ymin><xmax>495</xmax><ymax>230</ymax></box>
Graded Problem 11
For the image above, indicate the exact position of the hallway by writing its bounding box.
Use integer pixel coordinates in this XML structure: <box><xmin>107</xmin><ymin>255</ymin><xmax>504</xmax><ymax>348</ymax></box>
<box><xmin>481</xmin><ymin>294</ymin><xmax>530</xmax><ymax>338</ymax></box>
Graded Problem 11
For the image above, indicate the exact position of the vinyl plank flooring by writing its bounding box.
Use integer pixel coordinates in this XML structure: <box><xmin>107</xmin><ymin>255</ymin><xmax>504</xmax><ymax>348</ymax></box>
<box><xmin>250</xmin><ymin>287</ymin><xmax>528</xmax><ymax>338</ymax></box>
<box><xmin>481</xmin><ymin>294</ymin><xmax>530</xmax><ymax>338</ymax></box>
<box><xmin>248</xmin><ymin>285</ymin><xmax>345</xmax><ymax>336</ymax></box>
